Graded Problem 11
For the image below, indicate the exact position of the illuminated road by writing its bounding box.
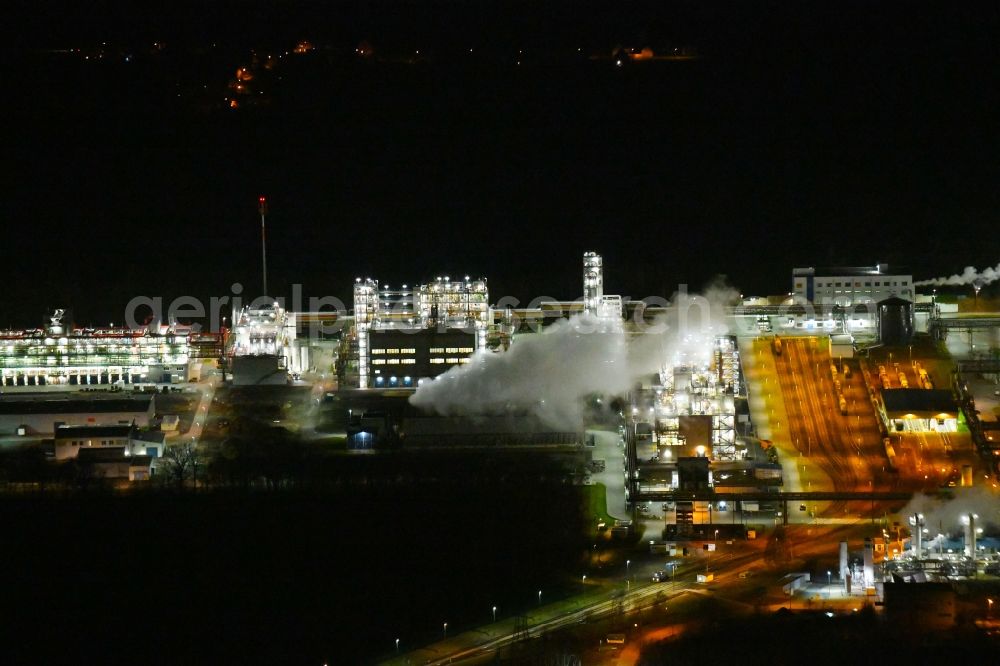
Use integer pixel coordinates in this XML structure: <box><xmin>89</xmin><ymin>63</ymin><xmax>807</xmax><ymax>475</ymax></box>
<box><xmin>383</xmin><ymin>549</ymin><xmax>766</xmax><ymax>665</ymax></box>
<box><xmin>185</xmin><ymin>371</ymin><xmax>219</xmax><ymax>446</ymax></box>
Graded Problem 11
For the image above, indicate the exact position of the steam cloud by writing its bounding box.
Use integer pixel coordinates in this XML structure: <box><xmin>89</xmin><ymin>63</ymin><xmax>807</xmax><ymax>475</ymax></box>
<box><xmin>896</xmin><ymin>486</ymin><xmax>1000</xmax><ymax>537</ymax></box>
<box><xmin>915</xmin><ymin>262</ymin><xmax>1000</xmax><ymax>287</ymax></box>
<box><xmin>409</xmin><ymin>282</ymin><xmax>738</xmax><ymax>430</ymax></box>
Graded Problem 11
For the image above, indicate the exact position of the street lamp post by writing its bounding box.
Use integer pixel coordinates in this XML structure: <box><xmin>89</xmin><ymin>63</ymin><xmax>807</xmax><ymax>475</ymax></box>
<box><xmin>626</xmin><ymin>559</ymin><xmax>631</xmax><ymax>580</ymax></box>
<box><xmin>395</xmin><ymin>638</ymin><xmax>400</xmax><ymax>654</ymax></box>
<box><xmin>582</xmin><ymin>574</ymin><xmax>587</xmax><ymax>585</ymax></box>
<box><xmin>492</xmin><ymin>606</ymin><xmax>497</xmax><ymax>623</ymax></box>
<box><xmin>443</xmin><ymin>622</ymin><xmax>448</xmax><ymax>639</ymax></box>
<box><xmin>537</xmin><ymin>590</ymin><xmax>542</xmax><ymax>606</ymax></box>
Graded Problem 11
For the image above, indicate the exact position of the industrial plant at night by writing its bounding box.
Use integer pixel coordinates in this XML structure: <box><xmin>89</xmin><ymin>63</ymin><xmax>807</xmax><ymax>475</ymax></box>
<box><xmin>4</xmin><ymin>2</ymin><xmax>1000</xmax><ymax>664</ymax></box>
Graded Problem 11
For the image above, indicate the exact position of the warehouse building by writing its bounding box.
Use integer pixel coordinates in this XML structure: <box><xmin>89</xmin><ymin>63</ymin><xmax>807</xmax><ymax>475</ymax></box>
<box><xmin>0</xmin><ymin>393</ymin><xmax>155</xmax><ymax>437</ymax></box>
<box><xmin>54</xmin><ymin>423</ymin><xmax>165</xmax><ymax>461</ymax></box>
<box><xmin>880</xmin><ymin>389</ymin><xmax>958</xmax><ymax>432</ymax></box>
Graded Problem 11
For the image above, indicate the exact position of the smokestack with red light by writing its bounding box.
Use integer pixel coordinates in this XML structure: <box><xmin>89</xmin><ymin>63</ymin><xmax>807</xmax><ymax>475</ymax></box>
<box><xmin>258</xmin><ymin>196</ymin><xmax>269</xmax><ymax>297</ymax></box>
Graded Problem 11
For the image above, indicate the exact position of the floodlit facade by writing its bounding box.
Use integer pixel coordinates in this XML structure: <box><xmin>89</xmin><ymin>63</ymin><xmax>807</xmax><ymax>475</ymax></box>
<box><xmin>230</xmin><ymin>303</ymin><xmax>305</xmax><ymax>376</ymax></box>
<box><xmin>0</xmin><ymin>309</ymin><xmax>192</xmax><ymax>387</ymax></box>
<box><xmin>793</xmin><ymin>264</ymin><xmax>914</xmax><ymax>306</ymax></box>
<box><xmin>350</xmin><ymin>275</ymin><xmax>489</xmax><ymax>388</ymax></box>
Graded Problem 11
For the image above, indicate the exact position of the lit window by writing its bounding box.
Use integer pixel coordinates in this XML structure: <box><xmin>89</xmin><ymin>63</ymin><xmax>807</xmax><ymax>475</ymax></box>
<box><xmin>401</xmin><ymin>359</ymin><xmax>416</xmax><ymax>364</ymax></box>
<box><xmin>458</xmin><ymin>347</ymin><xmax>474</xmax><ymax>353</ymax></box>
<box><xmin>372</xmin><ymin>359</ymin><xmax>386</xmax><ymax>365</ymax></box>
<box><xmin>401</xmin><ymin>348</ymin><xmax>416</xmax><ymax>354</ymax></box>
<box><xmin>429</xmin><ymin>347</ymin><xmax>444</xmax><ymax>353</ymax></box>
<box><xmin>371</xmin><ymin>348</ymin><xmax>385</xmax><ymax>355</ymax></box>
<box><xmin>386</xmin><ymin>348</ymin><xmax>400</xmax><ymax>354</ymax></box>
<box><xmin>387</xmin><ymin>359</ymin><xmax>400</xmax><ymax>365</ymax></box>
<box><xmin>430</xmin><ymin>358</ymin><xmax>445</xmax><ymax>364</ymax></box>
<box><xmin>445</xmin><ymin>347</ymin><xmax>458</xmax><ymax>353</ymax></box>
<box><xmin>446</xmin><ymin>357</ymin><xmax>459</xmax><ymax>363</ymax></box>
<box><xmin>459</xmin><ymin>358</ymin><xmax>470</xmax><ymax>364</ymax></box>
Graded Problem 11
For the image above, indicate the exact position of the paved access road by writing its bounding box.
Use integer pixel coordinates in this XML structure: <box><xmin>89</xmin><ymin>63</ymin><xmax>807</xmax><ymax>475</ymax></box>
<box><xmin>382</xmin><ymin>548</ymin><xmax>766</xmax><ymax>665</ymax></box>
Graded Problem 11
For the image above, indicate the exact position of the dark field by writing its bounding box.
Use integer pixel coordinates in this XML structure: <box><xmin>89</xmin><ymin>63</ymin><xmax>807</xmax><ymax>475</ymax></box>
<box><xmin>0</xmin><ymin>456</ymin><xmax>588</xmax><ymax>665</ymax></box>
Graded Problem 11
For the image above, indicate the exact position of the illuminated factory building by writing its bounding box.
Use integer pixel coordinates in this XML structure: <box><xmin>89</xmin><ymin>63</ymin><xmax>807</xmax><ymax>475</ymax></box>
<box><xmin>0</xmin><ymin>310</ymin><xmax>193</xmax><ymax>387</ymax></box>
<box><xmin>229</xmin><ymin>304</ymin><xmax>310</xmax><ymax>384</ymax></box>
<box><xmin>793</xmin><ymin>264</ymin><xmax>914</xmax><ymax>306</ymax></box>
<box><xmin>350</xmin><ymin>276</ymin><xmax>489</xmax><ymax>388</ymax></box>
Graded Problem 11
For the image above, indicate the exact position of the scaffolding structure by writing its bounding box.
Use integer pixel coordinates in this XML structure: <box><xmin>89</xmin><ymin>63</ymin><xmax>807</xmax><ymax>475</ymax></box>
<box><xmin>648</xmin><ymin>335</ymin><xmax>741</xmax><ymax>460</ymax></box>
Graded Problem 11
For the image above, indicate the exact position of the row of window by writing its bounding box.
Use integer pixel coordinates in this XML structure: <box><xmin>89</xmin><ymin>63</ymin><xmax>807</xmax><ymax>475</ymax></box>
<box><xmin>372</xmin><ymin>347</ymin><xmax>475</xmax><ymax>356</ymax></box>
<box><xmin>820</xmin><ymin>288</ymin><xmax>912</xmax><ymax>297</ymax></box>
<box><xmin>429</xmin><ymin>358</ymin><xmax>470</xmax><ymax>365</ymax></box>
<box><xmin>817</xmin><ymin>280</ymin><xmax>909</xmax><ymax>288</ymax></box>
<box><xmin>58</xmin><ymin>439</ymin><xmax>122</xmax><ymax>447</ymax></box>
<box><xmin>371</xmin><ymin>358</ymin><xmax>417</xmax><ymax>365</ymax></box>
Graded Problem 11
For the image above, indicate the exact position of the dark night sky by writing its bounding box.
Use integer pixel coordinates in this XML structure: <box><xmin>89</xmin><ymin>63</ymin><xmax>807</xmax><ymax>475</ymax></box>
<box><xmin>3</xmin><ymin>1</ymin><xmax>1000</xmax><ymax>327</ymax></box>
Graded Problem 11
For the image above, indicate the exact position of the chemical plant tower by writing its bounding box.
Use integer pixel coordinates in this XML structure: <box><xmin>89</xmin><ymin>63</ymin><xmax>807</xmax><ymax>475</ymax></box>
<box><xmin>583</xmin><ymin>252</ymin><xmax>603</xmax><ymax>315</ymax></box>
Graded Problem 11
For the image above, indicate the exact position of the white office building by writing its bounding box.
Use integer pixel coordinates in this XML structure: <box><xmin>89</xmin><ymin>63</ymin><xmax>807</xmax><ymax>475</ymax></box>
<box><xmin>793</xmin><ymin>264</ymin><xmax>914</xmax><ymax>306</ymax></box>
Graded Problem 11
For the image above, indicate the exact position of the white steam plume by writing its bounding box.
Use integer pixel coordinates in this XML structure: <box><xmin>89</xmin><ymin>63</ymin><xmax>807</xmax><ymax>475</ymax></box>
<box><xmin>895</xmin><ymin>486</ymin><xmax>1000</xmax><ymax>538</ymax></box>
<box><xmin>915</xmin><ymin>262</ymin><xmax>1000</xmax><ymax>287</ymax></box>
<box><xmin>409</xmin><ymin>282</ymin><xmax>738</xmax><ymax>430</ymax></box>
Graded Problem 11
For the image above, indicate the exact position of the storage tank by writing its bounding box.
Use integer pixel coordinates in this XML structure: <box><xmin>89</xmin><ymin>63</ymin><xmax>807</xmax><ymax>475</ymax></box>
<box><xmin>877</xmin><ymin>297</ymin><xmax>914</xmax><ymax>345</ymax></box>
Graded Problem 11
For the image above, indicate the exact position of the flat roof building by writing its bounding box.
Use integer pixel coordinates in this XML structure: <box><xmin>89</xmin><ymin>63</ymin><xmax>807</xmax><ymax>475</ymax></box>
<box><xmin>54</xmin><ymin>424</ymin><xmax>132</xmax><ymax>460</ymax></box>
<box><xmin>793</xmin><ymin>264</ymin><xmax>914</xmax><ymax>306</ymax></box>
<box><xmin>53</xmin><ymin>423</ymin><xmax>166</xmax><ymax>461</ymax></box>
<box><xmin>0</xmin><ymin>393</ymin><xmax>155</xmax><ymax>437</ymax></box>
<box><xmin>75</xmin><ymin>447</ymin><xmax>154</xmax><ymax>482</ymax></box>
<box><xmin>881</xmin><ymin>389</ymin><xmax>958</xmax><ymax>432</ymax></box>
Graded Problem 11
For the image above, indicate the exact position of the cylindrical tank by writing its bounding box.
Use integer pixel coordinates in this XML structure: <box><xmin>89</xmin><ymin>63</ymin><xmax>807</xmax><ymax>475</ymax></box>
<box><xmin>877</xmin><ymin>297</ymin><xmax>914</xmax><ymax>345</ymax></box>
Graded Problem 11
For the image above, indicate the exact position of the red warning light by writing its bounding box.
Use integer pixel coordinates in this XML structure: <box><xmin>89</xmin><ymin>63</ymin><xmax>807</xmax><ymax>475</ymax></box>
<box><xmin>257</xmin><ymin>196</ymin><xmax>268</xmax><ymax>215</ymax></box>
